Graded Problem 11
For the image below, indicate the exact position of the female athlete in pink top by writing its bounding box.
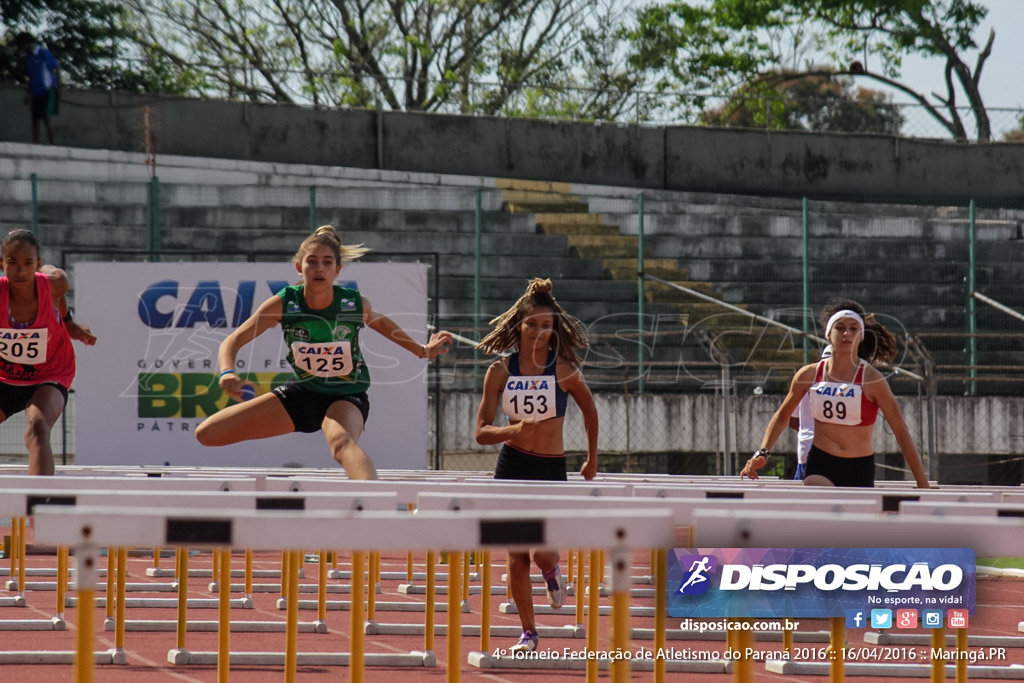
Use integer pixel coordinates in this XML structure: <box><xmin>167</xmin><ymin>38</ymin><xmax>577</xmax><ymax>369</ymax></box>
<box><xmin>0</xmin><ymin>230</ymin><xmax>96</xmax><ymax>474</ymax></box>
<box><xmin>741</xmin><ymin>299</ymin><xmax>928</xmax><ymax>488</ymax></box>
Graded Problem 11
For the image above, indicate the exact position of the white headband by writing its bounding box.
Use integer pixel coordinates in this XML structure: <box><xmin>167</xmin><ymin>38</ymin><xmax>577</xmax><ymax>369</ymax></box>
<box><xmin>825</xmin><ymin>310</ymin><xmax>864</xmax><ymax>338</ymax></box>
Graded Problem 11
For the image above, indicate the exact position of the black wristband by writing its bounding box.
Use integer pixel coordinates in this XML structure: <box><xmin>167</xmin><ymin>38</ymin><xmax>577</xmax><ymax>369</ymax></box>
<box><xmin>753</xmin><ymin>448</ymin><xmax>771</xmax><ymax>463</ymax></box>
<box><xmin>62</xmin><ymin>309</ymin><xmax>73</xmax><ymax>323</ymax></box>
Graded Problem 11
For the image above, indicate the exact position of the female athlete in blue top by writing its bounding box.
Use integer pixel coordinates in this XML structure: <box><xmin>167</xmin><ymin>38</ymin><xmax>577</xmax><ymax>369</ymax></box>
<box><xmin>474</xmin><ymin>277</ymin><xmax>599</xmax><ymax>653</ymax></box>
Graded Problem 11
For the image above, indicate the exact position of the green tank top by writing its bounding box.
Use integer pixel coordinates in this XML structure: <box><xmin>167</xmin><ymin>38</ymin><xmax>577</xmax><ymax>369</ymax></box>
<box><xmin>276</xmin><ymin>284</ymin><xmax>370</xmax><ymax>395</ymax></box>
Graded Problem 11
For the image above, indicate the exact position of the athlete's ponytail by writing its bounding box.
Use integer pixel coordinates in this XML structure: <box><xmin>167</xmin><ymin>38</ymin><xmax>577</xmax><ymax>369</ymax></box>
<box><xmin>294</xmin><ymin>225</ymin><xmax>369</xmax><ymax>266</ymax></box>
<box><xmin>477</xmin><ymin>277</ymin><xmax>588</xmax><ymax>367</ymax></box>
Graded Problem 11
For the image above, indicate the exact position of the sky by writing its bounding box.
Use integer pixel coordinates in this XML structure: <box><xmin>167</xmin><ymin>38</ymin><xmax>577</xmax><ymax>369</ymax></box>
<box><xmin>882</xmin><ymin>0</ymin><xmax>1023</xmax><ymax>109</ymax></box>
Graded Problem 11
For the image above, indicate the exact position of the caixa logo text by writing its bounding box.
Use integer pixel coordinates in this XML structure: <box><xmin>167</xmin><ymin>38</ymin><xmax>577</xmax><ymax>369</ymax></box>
<box><xmin>718</xmin><ymin>563</ymin><xmax>963</xmax><ymax>592</ymax></box>
<box><xmin>137</xmin><ymin>280</ymin><xmax>357</xmax><ymax>328</ymax></box>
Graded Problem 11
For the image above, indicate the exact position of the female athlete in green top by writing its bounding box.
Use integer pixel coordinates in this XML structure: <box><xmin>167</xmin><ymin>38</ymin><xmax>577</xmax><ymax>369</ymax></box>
<box><xmin>195</xmin><ymin>226</ymin><xmax>451</xmax><ymax>479</ymax></box>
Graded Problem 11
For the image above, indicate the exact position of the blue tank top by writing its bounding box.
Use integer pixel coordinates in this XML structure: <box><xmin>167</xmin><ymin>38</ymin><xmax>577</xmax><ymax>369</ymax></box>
<box><xmin>502</xmin><ymin>350</ymin><xmax>569</xmax><ymax>420</ymax></box>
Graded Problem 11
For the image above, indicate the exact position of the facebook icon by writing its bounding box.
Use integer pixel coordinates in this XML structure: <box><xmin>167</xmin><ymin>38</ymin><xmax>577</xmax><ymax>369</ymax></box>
<box><xmin>845</xmin><ymin>609</ymin><xmax>866</xmax><ymax>629</ymax></box>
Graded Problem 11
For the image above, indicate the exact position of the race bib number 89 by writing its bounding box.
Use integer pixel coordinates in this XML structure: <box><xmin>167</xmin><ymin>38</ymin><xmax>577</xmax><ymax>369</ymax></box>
<box><xmin>291</xmin><ymin>341</ymin><xmax>353</xmax><ymax>378</ymax></box>
<box><xmin>502</xmin><ymin>374</ymin><xmax>557</xmax><ymax>421</ymax></box>
<box><xmin>0</xmin><ymin>328</ymin><xmax>47</xmax><ymax>365</ymax></box>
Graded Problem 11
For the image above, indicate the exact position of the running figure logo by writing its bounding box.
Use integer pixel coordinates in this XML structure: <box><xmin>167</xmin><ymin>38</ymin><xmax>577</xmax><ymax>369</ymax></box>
<box><xmin>677</xmin><ymin>554</ymin><xmax>718</xmax><ymax>595</ymax></box>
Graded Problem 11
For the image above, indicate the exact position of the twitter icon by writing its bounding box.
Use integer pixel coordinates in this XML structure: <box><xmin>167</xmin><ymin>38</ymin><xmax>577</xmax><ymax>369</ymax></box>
<box><xmin>870</xmin><ymin>609</ymin><xmax>893</xmax><ymax>629</ymax></box>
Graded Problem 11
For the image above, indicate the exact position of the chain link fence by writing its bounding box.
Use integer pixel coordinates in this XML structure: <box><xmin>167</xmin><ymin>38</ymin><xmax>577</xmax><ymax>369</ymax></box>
<box><xmin>4</xmin><ymin>174</ymin><xmax>1022</xmax><ymax>484</ymax></box>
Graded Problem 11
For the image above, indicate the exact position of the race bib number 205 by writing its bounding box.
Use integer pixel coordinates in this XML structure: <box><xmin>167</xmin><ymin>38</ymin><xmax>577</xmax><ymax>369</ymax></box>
<box><xmin>0</xmin><ymin>328</ymin><xmax>47</xmax><ymax>365</ymax></box>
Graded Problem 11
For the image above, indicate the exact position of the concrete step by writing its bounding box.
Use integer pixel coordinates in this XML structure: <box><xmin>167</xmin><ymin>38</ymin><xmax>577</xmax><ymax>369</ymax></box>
<box><xmin>606</xmin><ymin>266</ymin><xmax>689</xmax><ymax>281</ymax></box>
<box><xmin>537</xmin><ymin>223</ymin><xmax>621</xmax><ymax>236</ymax></box>
<box><xmin>438</xmin><ymin>277</ymin><xmax>639</xmax><ymax>303</ymax></box>
<box><xmin>533</xmin><ymin>212</ymin><xmax>608</xmax><ymax>225</ymax></box>
<box><xmin>602</xmin><ymin>258</ymin><xmax>678</xmax><ymax>272</ymax></box>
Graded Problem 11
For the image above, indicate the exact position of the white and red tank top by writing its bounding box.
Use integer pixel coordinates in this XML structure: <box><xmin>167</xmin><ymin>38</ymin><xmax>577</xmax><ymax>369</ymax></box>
<box><xmin>809</xmin><ymin>359</ymin><xmax>878</xmax><ymax>427</ymax></box>
<box><xmin>0</xmin><ymin>272</ymin><xmax>76</xmax><ymax>388</ymax></box>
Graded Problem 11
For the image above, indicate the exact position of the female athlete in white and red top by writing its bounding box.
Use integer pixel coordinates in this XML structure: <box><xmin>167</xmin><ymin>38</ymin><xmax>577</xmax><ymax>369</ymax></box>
<box><xmin>741</xmin><ymin>299</ymin><xmax>928</xmax><ymax>488</ymax></box>
<box><xmin>0</xmin><ymin>230</ymin><xmax>96</xmax><ymax>475</ymax></box>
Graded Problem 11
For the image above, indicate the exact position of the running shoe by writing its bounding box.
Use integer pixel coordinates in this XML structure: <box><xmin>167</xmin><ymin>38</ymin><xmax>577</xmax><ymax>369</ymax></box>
<box><xmin>510</xmin><ymin>629</ymin><xmax>539</xmax><ymax>653</ymax></box>
<box><xmin>543</xmin><ymin>565</ymin><xmax>567</xmax><ymax>609</ymax></box>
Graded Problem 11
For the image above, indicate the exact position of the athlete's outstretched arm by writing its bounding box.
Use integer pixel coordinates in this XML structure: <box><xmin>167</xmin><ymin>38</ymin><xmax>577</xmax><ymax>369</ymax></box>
<box><xmin>562</xmin><ymin>367</ymin><xmax>599</xmax><ymax>480</ymax></box>
<box><xmin>39</xmin><ymin>265</ymin><xmax>96</xmax><ymax>345</ymax></box>
<box><xmin>865</xmin><ymin>369</ymin><xmax>930</xmax><ymax>489</ymax></box>
<box><xmin>217</xmin><ymin>295</ymin><xmax>283</xmax><ymax>401</ymax></box>
<box><xmin>362</xmin><ymin>295</ymin><xmax>451</xmax><ymax>359</ymax></box>
<box><xmin>740</xmin><ymin>364</ymin><xmax>815</xmax><ymax>480</ymax></box>
<box><xmin>475</xmin><ymin>361</ymin><xmax>526</xmax><ymax>446</ymax></box>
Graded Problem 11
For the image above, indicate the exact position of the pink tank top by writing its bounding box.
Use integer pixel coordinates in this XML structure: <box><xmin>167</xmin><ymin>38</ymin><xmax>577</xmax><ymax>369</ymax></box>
<box><xmin>0</xmin><ymin>272</ymin><xmax>76</xmax><ymax>388</ymax></box>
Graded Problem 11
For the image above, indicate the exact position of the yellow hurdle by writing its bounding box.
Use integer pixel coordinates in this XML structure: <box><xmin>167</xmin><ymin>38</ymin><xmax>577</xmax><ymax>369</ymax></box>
<box><xmin>829</xmin><ymin>617</ymin><xmax>845</xmax><ymax>683</ymax></box>
<box><xmin>18</xmin><ymin>516</ymin><xmax>26</xmax><ymax>596</ymax></box>
<box><xmin>153</xmin><ymin>547</ymin><xmax>161</xmax><ymax>569</ymax></box>
<box><xmin>446</xmin><ymin>550</ymin><xmax>463</xmax><ymax>683</ymax></box>
<box><xmin>462</xmin><ymin>550</ymin><xmax>470</xmax><ymax>604</ymax></box>
<box><xmin>74</xmin><ymin>587</ymin><xmax>95</xmax><ymax>683</ymax></box>
<box><xmin>610</xmin><ymin>581</ymin><xmax>626</xmax><ymax>683</ymax></box>
<box><xmin>425</xmin><ymin>550</ymin><xmax>436</xmax><ymax>653</ymax></box>
<box><xmin>176</xmin><ymin>547</ymin><xmax>189</xmax><ymax>651</ymax></box>
<box><xmin>368</xmin><ymin>551</ymin><xmax>378</xmax><ymax>622</ymax></box>
<box><xmin>480</xmin><ymin>550</ymin><xmax>491</xmax><ymax>653</ymax></box>
<box><xmin>956</xmin><ymin>628</ymin><xmax>968</xmax><ymax>683</ymax></box>
<box><xmin>7</xmin><ymin>516</ymin><xmax>16</xmax><ymax>587</ymax></box>
<box><xmin>350</xmin><ymin>551</ymin><xmax>366</xmax><ymax>683</ymax></box>
<box><xmin>116</xmin><ymin>547</ymin><xmax>127</xmax><ymax>654</ymax></box>
<box><xmin>57</xmin><ymin>545</ymin><xmax>68</xmax><ymax>620</ymax></box>
<box><xmin>284</xmin><ymin>548</ymin><xmax>300</xmax><ymax>683</ymax></box>
<box><xmin>244</xmin><ymin>549</ymin><xmax>253</xmax><ymax>599</ymax></box>
<box><xmin>218</xmin><ymin>548</ymin><xmax>231</xmax><ymax>683</ymax></box>
<box><xmin>654</xmin><ymin>548</ymin><xmax>667</xmax><ymax>683</ymax></box>
<box><xmin>930</xmin><ymin>625</ymin><xmax>945</xmax><ymax>683</ymax></box>
<box><xmin>318</xmin><ymin>549</ymin><xmax>328</xmax><ymax>624</ymax></box>
<box><xmin>586</xmin><ymin>548</ymin><xmax>600</xmax><ymax>683</ymax></box>
<box><xmin>575</xmin><ymin>549</ymin><xmax>585</xmax><ymax>627</ymax></box>
<box><xmin>406</xmin><ymin>503</ymin><xmax>415</xmax><ymax>583</ymax></box>
<box><xmin>105</xmin><ymin>546</ymin><xmax>115</xmax><ymax>622</ymax></box>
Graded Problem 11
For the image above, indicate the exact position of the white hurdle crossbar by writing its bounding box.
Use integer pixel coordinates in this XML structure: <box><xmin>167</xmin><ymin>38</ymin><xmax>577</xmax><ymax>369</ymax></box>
<box><xmin>33</xmin><ymin>504</ymin><xmax>674</xmax><ymax>683</ymax></box>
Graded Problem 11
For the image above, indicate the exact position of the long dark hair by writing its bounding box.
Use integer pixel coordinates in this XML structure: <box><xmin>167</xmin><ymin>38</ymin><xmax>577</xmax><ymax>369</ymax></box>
<box><xmin>820</xmin><ymin>298</ymin><xmax>897</xmax><ymax>363</ymax></box>
<box><xmin>476</xmin><ymin>277</ymin><xmax>589</xmax><ymax>367</ymax></box>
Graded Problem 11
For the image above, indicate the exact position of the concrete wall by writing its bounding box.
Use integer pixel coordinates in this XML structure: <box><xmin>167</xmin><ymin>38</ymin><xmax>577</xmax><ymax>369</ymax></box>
<box><xmin>5</xmin><ymin>86</ymin><xmax>1024</xmax><ymax>202</ymax></box>
<box><xmin>439</xmin><ymin>391</ymin><xmax>1024</xmax><ymax>470</ymax></box>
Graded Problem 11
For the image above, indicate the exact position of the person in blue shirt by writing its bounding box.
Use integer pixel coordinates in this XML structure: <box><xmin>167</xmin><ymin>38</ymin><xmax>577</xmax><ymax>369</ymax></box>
<box><xmin>15</xmin><ymin>33</ymin><xmax>60</xmax><ymax>145</ymax></box>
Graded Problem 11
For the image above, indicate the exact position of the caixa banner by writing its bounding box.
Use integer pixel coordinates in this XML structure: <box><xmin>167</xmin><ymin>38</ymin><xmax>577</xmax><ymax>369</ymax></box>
<box><xmin>668</xmin><ymin>548</ymin><xmax>975</xmax><ymax>618</ymax></box>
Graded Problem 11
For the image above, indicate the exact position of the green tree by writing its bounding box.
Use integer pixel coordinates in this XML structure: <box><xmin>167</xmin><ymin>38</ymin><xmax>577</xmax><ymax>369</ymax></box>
<box><xmin>122</xmin><ymin>0</ymin><xmax>642</xmax><ymax>118</ymax></box>
<box><xmin>628</xmin><ymin>0</ymin><xmax>997</xmax><ymax>141</ymax></box>
<box><xmin>703</xmin><ymin>71</ymin><xmax>905</xmax><ymax>135</ymax></box>
<box><xmin>0</xmin><ymin>0</ymin><xmax>195</xmax><ymax>93</ymax></box>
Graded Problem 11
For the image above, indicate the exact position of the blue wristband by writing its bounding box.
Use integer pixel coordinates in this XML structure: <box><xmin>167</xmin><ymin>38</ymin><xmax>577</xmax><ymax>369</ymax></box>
<box><xmin>218</xmin><ymin>369</ymin><xmax>236</xmax><ymax>378</ymax></box>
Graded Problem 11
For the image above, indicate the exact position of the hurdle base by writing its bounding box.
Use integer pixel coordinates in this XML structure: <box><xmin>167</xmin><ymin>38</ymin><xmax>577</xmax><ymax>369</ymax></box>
<box><xmin>329</xmin><ymin>569</ymin><xmax>477</xmax><ymax>582</ymax></box>
<box><xmin>0</xmin><ymin>650</ymin><xmax>117</xmax><ymax>665</ymax></box>
<box><xmin>314</xmin><ymin>619</ymin><xmax>329</xmax><ymax>634</ymax></box>
<box><xmin>398</xmin><ymin>583</ymin><xmax>573</xmax><ymax>597</ymax></box>
<box><xmin>1018</xmin><ymin>621</ymin><xmax>1023</xmax><ymax>634</ymax></box>
<box><xmin>104</xmin><ymin>616</ymin><xmax>114</xmax><ymax>630</ymax></box>
<box><xmin>367</xmin><ymin>622</ymin><xmax>586</xmax><ymax>639</ymax></box>
<box><xmin>365</xmin><ymin>619</ymin><xmax>378</xmax><ymax>635</ymax></box>
<box><xmin>109</xmin><ymin>647</ymin><xmax>127</xmax><ymax>665</ymax></box>
<box><xmin>409</xmin><ymin>650</ymin><xmax>438</xmax><ymax>667</ymax></box>
<box><xmin>113</xmin><ymin>619</ymin><xmax>326</xmax><ymax>632</ymax></box>
<box><xmin>174</xmin><ymin>650</ymin><xmax>436</xmax><ymax>667</ymax></box>
<box><xmin>0</xmin><ymin>618</ymin><xmax>69</xmax><ymax>631</ymax></box>
<box><xmin>0</xmin><ymin>595</ymin><xmax>27</xmax><ymax>607</ymax></box>
<box><xmin>147</xmin><ymin>567</ymin><xmax>302</xmax><ymax>579</ymax></box>
<box><xmin>281</xmin><ymin>598</ymin><xmax>470</xmax><ymax>613</ymax></box>
<box><xmin>167</xmin><ymin>648</ymin><xmax>191</xmax><ymax>665</ymax></box>
<box><xmin>500</xmin><ymin>601</ymin><xmax>648</xmax><ymax>617</ymax></box>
